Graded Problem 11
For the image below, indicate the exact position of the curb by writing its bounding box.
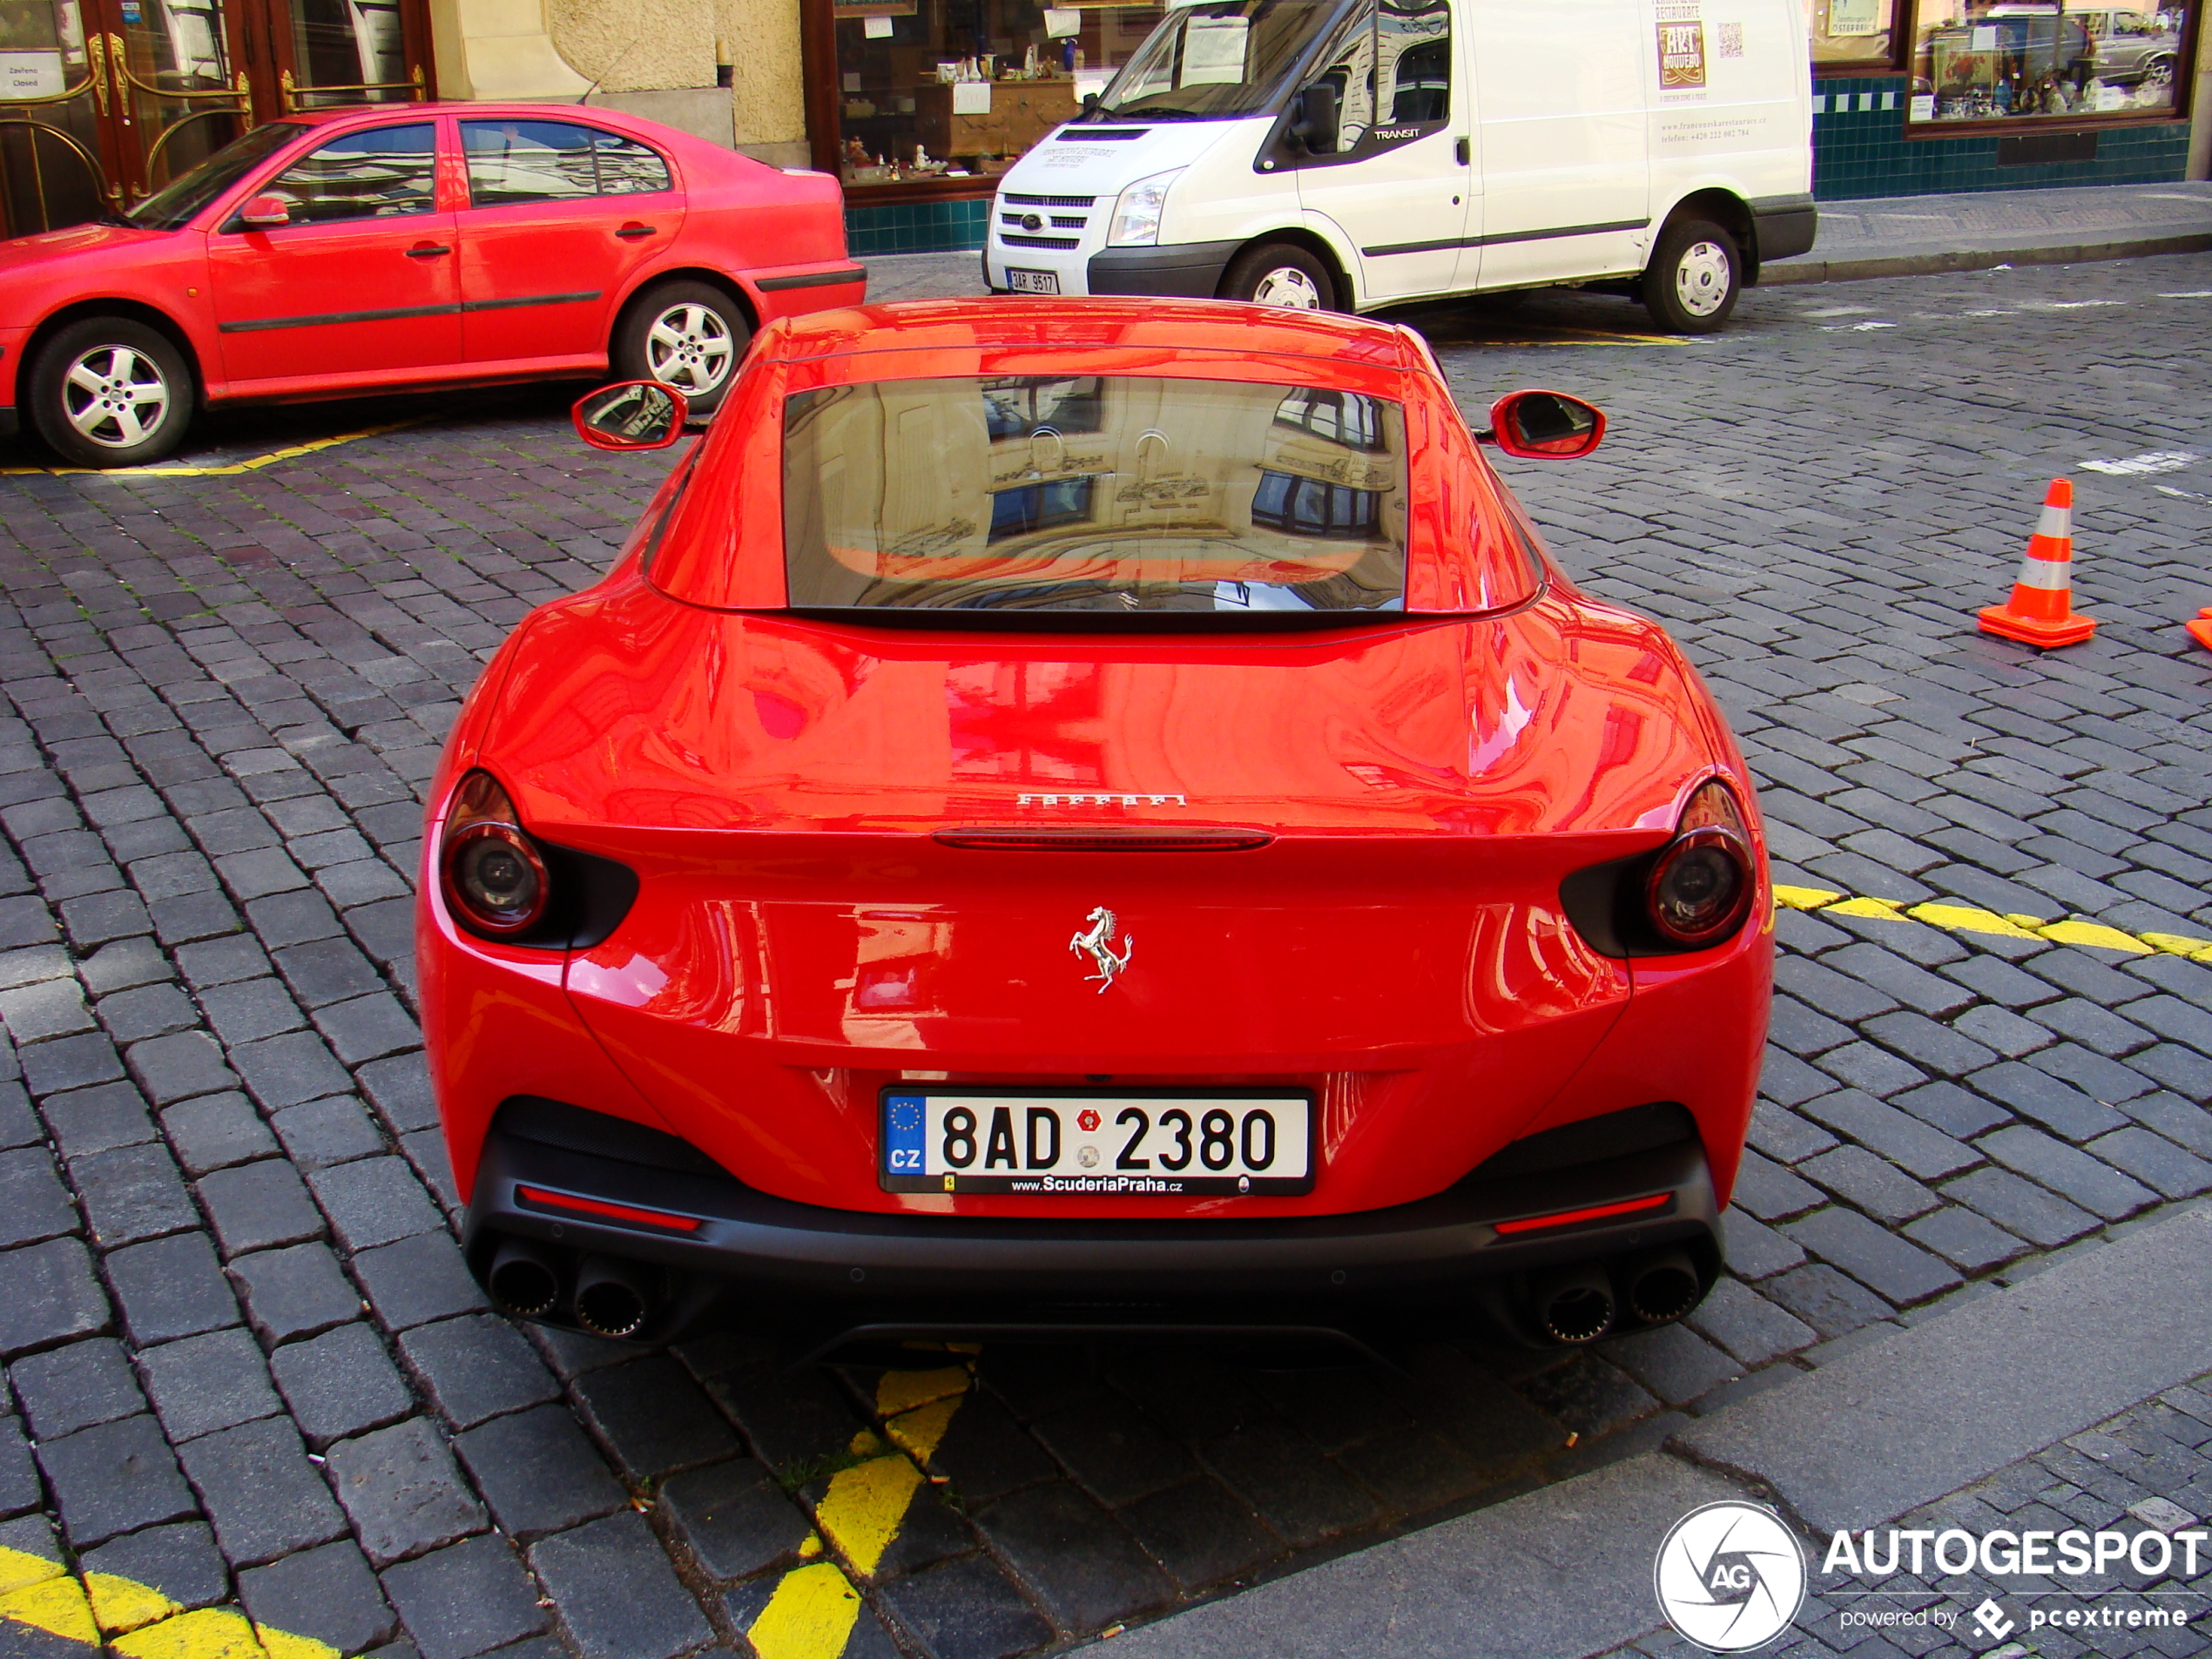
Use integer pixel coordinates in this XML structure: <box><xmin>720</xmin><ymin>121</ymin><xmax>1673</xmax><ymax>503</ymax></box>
<box><xmin>1762</xmin><ymin>230</ymin><xmax>2212</xmax><ymax>286</ymax></box>
<box><xmin>1105</xmin><ymin>1204</ymin><xmax>2212</xmax><ymax>1659</ymax></box>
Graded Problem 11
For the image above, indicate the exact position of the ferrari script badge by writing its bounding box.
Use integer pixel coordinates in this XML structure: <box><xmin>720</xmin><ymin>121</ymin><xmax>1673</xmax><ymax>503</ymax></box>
<box><xmin>1069</xmin><ymin>907</ymin><xmax>1132</xmax><ymax>994</ymax></box>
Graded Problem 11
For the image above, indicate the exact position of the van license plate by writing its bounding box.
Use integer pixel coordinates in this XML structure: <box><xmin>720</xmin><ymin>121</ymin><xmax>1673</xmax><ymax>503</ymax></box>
<box><xmin>1007</xmin><ymin>268</ymin><xmax>1060</xmax><ymax>295</ymax></box>
<box><xmin>881</xmin><ymin>1091</ymin><xmax>1312</xmax><ymax>1196</ymax></box>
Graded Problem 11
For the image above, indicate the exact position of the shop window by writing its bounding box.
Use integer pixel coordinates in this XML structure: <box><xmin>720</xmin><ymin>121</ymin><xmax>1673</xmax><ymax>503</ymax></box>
<box><xmin>462</xmin><ymin>120</ymin><xmax>671</xmax><ymax>206</ymax></box>
<box><xmin>1907</xmin><ymin>0</ymin><xmax>2193</xmax><ymax>123</ymax></box>
<box><xmin>827</xmin><ymin>0</ymin><xmax>1166</xmax><ymax>185</ymax></box>
<box><xmin>263</xmin><ymin>122</ymin><xmax>435</xmax><ymax>221</ymax></box>
<box><xmin>1809</xmin><ymin>0</ymin><xmax>1902</xmax><ymax>68</ymax></box>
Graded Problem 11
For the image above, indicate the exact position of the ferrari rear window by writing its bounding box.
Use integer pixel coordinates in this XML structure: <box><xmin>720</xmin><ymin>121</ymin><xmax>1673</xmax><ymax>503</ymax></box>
<box><xmin>782</xmin><ymin>375</ymin><xmax>1408</xmax><ymax>614</ymax></box>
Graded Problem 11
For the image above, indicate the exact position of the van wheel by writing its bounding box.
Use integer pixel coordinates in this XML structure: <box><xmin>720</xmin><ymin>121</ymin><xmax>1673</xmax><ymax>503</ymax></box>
<box><xmin>29</xmin><ymin>317</ymin><xmax>194</xmax><ymax>469</ymax></box>
<box><xmin>613</xmin><ymin>280</ymin><xmax>751</xmax><ymax>414</ymax></box>
<box><xmin>1221</xmin><ymin>243</ymin><xmax>1336</xmax><ymax>311</ymax></box>
<box><xmin>1642</xmin><ymin>218</ymin><xmax>1740</xmax><ymax>334</ymax></box>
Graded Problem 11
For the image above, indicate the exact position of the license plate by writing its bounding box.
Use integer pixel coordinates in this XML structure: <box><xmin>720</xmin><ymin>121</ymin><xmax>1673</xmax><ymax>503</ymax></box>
<box><xmin>1007</xmin><ymin>267</ymin><xmax>1060</xmax><ymax>295</ymax></box>
<box><xmin>881</xmin><ymin>1090</ymin><xmax>1312</xmax><ymax>1196</ymax></box>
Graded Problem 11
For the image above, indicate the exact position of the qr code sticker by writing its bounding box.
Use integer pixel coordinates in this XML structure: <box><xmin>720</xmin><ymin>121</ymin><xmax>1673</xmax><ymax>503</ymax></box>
<box><xmin>1718</xmin><ymin>21</ymin><xmax>1744</xmax><ymax>56</ymax></box>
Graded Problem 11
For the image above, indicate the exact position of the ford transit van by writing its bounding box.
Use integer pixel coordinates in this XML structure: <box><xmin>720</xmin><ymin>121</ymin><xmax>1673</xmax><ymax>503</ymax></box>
<box><xmin>983</xmin><ymin>0</ymin><xmax>1816</xmax><ymax>334</ymax></box>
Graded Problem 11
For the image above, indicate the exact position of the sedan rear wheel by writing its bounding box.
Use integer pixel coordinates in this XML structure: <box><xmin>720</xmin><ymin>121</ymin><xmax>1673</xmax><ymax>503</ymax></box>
<box><xmin>30</xmin><ymin>317</ymin><xmax>195</xmax><ymax>469</ymax></box>
<box><xmin>613</xmin><ymin>280</ymin><xmax>752</xmax><ymax>414</ymax></box>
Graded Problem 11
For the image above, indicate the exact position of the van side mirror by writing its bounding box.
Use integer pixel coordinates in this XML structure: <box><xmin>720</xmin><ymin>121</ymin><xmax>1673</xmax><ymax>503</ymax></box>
<box><xmin>239</xmin><ymin>195</ymin><xmax>291</xmax><ymax>228</ymax></box>
<box><xmin>1481</xmin><ymin>390</ymin><xmax>1606</xmax><ymax>459</ymax></box>
<box><xmin>573</xmin><ymin>380</ymin><xmax>690</xmax><ymax>450</ymax></box>
<box><xmin>1292</xmin><ymin>79</ymin><xmax>1340</xmax><ymax>154</ymax></box>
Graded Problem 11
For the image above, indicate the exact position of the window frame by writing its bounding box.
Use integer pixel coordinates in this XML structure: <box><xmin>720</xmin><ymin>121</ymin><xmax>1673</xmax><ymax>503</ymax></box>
<box><xmin>457</xmin><ymin>117</ymin><xmax>677</xmax><ymax>211</ymax></box>
<box><xmin>241</xmin><ymin>118</ymin><xmax>442</xmax><ymax>229</ymax></box>
<box><xmin>1899</xmin><ymin>0</ymin><xmax>2200</xmax><ymax>134</ymax></box>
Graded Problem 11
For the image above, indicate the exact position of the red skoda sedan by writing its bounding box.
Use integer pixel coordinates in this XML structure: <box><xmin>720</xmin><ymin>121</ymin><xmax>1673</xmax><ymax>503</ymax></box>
<box><xmin>420</xmin><ymin>300</ymin><xmax>1774</xmax><ymax>1351</ymax></box>
<box><xmin>0</xmin><ymin>105</ymin><xmax>862</xmax><ymax>467</ymax></box>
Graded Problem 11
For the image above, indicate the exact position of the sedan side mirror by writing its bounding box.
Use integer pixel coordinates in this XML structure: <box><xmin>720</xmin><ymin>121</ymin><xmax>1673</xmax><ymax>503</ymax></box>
<box><xmin>239</xmin><ymin>195</ymin><xmax>291</xmax><ymax>228</ymax></box>
<box><xmin>1482</xmin><ymin>389</ymin><xmax>1605</xmax><ymax>459</ymax></box>
<box><xmin>1292</xmin><ymin>78</ymin><xmax>1340</xmax><ymax>155</ymax></box>
<box><xmin>573</xmin><ymin>381</ymin><xmax>691</xmax><ymax>450</ymax></box>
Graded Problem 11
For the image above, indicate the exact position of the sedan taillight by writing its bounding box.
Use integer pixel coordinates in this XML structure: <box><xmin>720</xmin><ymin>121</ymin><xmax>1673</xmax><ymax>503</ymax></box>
<box><xmin>441</xmin><ymin>770</ymin><xmax>550</xmax><ymax>938</ymax></box>
<box><xmin>1645</xmin><ymin>781</ymin><xmax>1755</xmax><ymax>948</ymax></box>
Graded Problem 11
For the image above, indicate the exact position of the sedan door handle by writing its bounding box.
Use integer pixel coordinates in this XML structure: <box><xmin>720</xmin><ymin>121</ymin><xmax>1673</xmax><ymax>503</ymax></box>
<box><xmin>616</xmin><ymin>223</ymin><xmax>657</xmax><ymax>239</ymax></box>
<box><xmin>406</xmin><ymin>242</ymin><xmax>452</xmax><ymax>258</ymax></box>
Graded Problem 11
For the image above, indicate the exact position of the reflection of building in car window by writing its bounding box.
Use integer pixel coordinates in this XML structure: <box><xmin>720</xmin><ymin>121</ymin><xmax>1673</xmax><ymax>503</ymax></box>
<box><xmin>270</xmin><ymin>123</ymin><xmax>435</xmax><ymax>219</ymax></box>
<box><xmin>989</xmin><ymin>478</ymin><xmax>1096</xmax><ymax>541</ymax></box>
<box><xmin>982</xmin><ymin>378</ymin><xmax>1106</xmax><ymax>440</ymax></box>
<box><xmin>1251</xmin><ymin>473</ymin><xmax>1383</xmax><ymax>538</ymax></box>
<box><xmin>462</xmin><ymin>120</ymin><xmax>671</xmax><ymax>206</ymax></box>
<box><xmin>1272</xmin><ymin>388</ymin><xmax>1387</xmax><ymax>450</ymax></box>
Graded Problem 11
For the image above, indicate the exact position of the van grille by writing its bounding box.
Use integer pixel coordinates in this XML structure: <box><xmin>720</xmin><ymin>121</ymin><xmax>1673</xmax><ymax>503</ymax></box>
<box><xmin>1003</xmin><ymin>192</ymin><xmax>1096</xmax><ymax>207</ymax></box>
<box><xmin>1001</xmin><ymin>233</ymin><xmax>1082</xmax><ymax>249</ymax></box>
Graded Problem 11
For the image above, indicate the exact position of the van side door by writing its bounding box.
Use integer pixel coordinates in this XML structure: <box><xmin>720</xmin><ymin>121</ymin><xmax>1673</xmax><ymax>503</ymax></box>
<box><xmin>1466</xmin><ymin>0</ymin><xmax>1649</xmax><ymax>290</ymax></box>
<box><xmin>1292</xmin><ymin>0</ymin><xmax>1474</xmax><ymax>305</ymax></box>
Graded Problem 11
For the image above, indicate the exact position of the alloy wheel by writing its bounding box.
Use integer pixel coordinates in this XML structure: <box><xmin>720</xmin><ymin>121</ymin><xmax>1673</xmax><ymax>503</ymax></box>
<box><xmin>62</xmin><ymin>346</ymin><xmax>172</xmax><ymax>450</ymax></box>
<box><xmin>1250</xmin><ymin>266</ymin><xmax>1323</xmax><ymax>310</ymax></box>
<box><xmin>1673</xmin><ymin>240</ymin><xmax>1732</xmax><ymax>319</ymax></box>
<box><xmin>644</xmin><ymin>303</ymin><xmax>736</xmax><ymax>396</ymax></box>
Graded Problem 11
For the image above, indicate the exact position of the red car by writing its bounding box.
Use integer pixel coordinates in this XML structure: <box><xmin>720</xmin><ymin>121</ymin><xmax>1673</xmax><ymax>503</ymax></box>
<box><xmin>0</xmin><ymin>104</ymin><xmax>863</xmax><ymax>468</ymax></box>
<box><xmin>420</xmin><ymin>299</ymin><xmax>1774</xmax><ymax>1351</ymax></box>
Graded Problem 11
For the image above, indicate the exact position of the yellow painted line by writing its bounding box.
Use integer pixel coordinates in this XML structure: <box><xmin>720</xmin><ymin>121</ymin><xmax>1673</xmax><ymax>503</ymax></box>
<box><xmin>744</xmin><ymin>1361</ymin><xmax>976</xmax><ymax>1659</ymax></box>
<box><xmin>1772</xmin><ymin>884</ymin><xmax>2212</xmax><ymax>961</ymax></box>
<box><xmin>0</xmin><ymin>1545</ymin><xmax>338</xmax><ymax>1658</ymax></box>
<box><xmin>0</xmin><ymin>418</ymin><xmax>422</xmax><ymax>478</ymax></box>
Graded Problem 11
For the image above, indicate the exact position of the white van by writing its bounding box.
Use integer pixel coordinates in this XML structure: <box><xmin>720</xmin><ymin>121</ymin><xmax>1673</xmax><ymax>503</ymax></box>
<box><xmin>982</xmin><ymin>0</ymin><xmax>1816</xmax><ymax>334</ymax></box>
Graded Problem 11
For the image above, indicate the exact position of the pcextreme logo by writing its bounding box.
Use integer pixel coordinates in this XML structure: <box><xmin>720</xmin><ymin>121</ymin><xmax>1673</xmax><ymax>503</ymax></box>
<box><xmin>1654</xmin><ymin>1501</ymin><xmax>1810</xmax><ymax>1652</ymax></box>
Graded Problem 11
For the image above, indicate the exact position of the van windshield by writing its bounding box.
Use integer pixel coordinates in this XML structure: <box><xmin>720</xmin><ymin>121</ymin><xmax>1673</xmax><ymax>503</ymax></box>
<box><xmin>783</xmin><ymin>374</ymin><xmax>1408</xmax><ymax>615</ymax></box>
<box><xmin>1089</xmin><ymin>0</ymin><xmax>1344</xmax><ymax>121</ymax></box>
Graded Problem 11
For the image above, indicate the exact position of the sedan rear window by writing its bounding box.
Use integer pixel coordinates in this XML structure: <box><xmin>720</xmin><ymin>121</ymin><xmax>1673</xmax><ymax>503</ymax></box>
<box><xmin>783</xmin><ymin>375</ymin><xmax>1407</xmax><ymax>615</ymax></box>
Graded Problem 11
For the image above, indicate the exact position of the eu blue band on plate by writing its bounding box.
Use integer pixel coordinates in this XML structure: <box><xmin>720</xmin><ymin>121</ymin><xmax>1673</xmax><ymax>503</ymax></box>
<box><xmin>884</xmin><ymin>1092</ymin><xmax>927</xmax><ymax>1172</ymax></box>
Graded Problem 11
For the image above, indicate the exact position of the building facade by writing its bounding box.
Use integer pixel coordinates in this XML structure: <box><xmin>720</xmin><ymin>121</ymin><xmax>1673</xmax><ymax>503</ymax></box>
<box><xmin>0</xmin><ymin>0</ymin><xmax>2205</xmax><ymax>251</ymax></box>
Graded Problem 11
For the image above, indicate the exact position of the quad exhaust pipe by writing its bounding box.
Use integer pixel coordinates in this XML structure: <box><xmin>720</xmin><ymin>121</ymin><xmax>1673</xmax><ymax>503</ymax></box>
<box><xmin>1623</xmin><ymin>1247</ymin><xmax>1702</xmax><ymax>1325</ymax></box>
<box><xmin>488</xmin><ymin>1238</ymin><xmax>562</xmax><ymax>1318</ymax></box>
<box><xmin>573</xmin><ymin>1255</ymin><xmax>660</xmax><ymax>1339</ymax></box>
<box><xmin>1521</xmin><ymin>1249</ymin><xmax>1706</xmax><ymax>1345</ymax></box>
<box><xmin>1529</xmin><ymin>1262</ymin><xmax>1616</xmax><ymax>1344</ymax></box>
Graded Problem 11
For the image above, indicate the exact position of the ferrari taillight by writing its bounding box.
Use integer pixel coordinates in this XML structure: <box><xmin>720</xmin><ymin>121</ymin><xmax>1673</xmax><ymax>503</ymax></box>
<box><xmin>1644</xmin><ymin>780</ymin><xmax>1754</xmax><ymax>948</ymax></box>
<box><xmin>441</xmin><ymin>770</ymin><xmax>550</xmax><ymax>938</ymax></box>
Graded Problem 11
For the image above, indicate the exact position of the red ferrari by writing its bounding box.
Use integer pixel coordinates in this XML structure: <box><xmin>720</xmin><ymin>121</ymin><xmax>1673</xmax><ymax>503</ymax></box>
<box><xmin>0</xmin><ymin>104</ymin><xmax>862</xmax><ymax>468</ymax></box>
<box><xmin>420</xmin><ymin>299</ymin><xmax>1773</xmax><ymax>1351</ymax></box>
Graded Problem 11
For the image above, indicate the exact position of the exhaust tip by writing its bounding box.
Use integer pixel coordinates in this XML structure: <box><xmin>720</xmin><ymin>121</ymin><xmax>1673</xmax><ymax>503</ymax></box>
<box><xmin>1529</xmin><ymin>1263</ymin><xmax>1615</xmax><ymax>1345</ymax></box>
<box><xmin>574</xmin><ymin>1256</ymin><xmax>657</xmax><ymax>1339</ymax></box>
<box><xmin>1626</xmin><ymin>1249</ymin><xmax>1703</xmax><ymax>1325</ymax></box>
<box><xmin>488</xmin><ymin>1238</ymin><xmax>561</xmax><ymax>1318</ymax></box>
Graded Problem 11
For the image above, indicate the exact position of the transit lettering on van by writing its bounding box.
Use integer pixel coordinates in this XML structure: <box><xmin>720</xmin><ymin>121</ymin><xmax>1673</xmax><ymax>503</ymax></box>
<box><xmin>982</xmin><ymin>0</ymin><xmax>1817</xmax><ymax>334</ymax></box>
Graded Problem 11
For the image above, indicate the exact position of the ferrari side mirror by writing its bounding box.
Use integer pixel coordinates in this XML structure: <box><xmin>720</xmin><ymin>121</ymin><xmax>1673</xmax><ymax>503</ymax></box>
<box><xmin>1481</xmin><ymin>389</ymin><xmax>1606</xmax><ymax>459</ymax></box>
<box><xmin>573</xmin><ymin>381</ymin><xmax>690</xmax><ymax>451</ymax></box>
<box><xmin>239</xmin><ymin>195</ymin><xmax>292</xmax><ymax>228</ymax></box>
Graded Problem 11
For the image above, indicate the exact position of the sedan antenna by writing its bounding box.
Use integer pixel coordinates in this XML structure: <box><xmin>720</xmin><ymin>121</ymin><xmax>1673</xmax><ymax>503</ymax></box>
<box><xmin>577</xmin><ymin>35</ymin><xmax>643</xmax><ymax>105</ymax></box>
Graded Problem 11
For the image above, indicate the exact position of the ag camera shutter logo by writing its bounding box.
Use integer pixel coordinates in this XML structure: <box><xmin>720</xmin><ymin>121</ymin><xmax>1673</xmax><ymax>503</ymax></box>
<box><xmin>1654</xmin><ymin>1501</ymin><xmax>1808</xmax><ymax>1651</ymax></box>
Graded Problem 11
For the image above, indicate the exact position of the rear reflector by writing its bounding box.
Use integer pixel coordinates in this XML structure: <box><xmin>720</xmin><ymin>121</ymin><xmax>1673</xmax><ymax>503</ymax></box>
<box><xmin>1491</xmin><ymin>1192</ymin><xmax>1671</xmax><ymax>1237</ymax></box>
<box><xmin>934</xmin><ymin>826</ymin><xmax>1271</xmax><ymax>852</ymax></box>
<box><xmin>517</xmin><ymin>1185</ymin><xmax>702</xmax><ymax>1232</ymax></box>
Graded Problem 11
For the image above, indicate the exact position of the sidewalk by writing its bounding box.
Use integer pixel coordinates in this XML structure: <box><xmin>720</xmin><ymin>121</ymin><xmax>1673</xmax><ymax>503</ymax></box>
<box><xmin>1107</xmin><ymin>1204</ymin><xmax>2212</xmax><ymax>1659</ymax></box>
<box><xmin>859</xmin><ymin>180</ymin><xmax>2212</xmax><ymax>303</ymax></box>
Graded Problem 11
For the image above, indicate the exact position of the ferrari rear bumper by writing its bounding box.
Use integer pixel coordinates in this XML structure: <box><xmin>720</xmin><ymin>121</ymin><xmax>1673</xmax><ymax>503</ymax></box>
<box><xmin>462</xmin><ymin>1096</ymin><xmax>1720</xmax><ymax>1344</ymax></box>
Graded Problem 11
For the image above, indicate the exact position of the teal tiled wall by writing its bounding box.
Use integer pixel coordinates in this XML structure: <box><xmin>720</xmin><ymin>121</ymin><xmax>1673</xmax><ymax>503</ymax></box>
<box><xmin>1814</xmin><ymin>74</ymin><xmax>2191</xmax><ymax>199</ymax></box>
<box><xmin>845</xmin><ymin>195</ymin><xmax>992</xmax><ymax>255</ymax></box>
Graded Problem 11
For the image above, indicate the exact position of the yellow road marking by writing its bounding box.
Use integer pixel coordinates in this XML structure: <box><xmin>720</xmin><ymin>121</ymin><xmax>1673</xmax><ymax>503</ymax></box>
<box><xmin>0</xmin><ymin>419</ymin><xmax>421</xmax><ymax>479</ymax></box>
<box><xmin>1773</xmin><ymin>884</ymin><xmax>2212</xmax><ymax>960</ymax></box>
<box><xmin>0</xmin><ymin>1546</ymin><xmax>339</xmax><ymax>1658</ymax></box>
<box><xmin>745</xmin><ymin>1363</ymin><xmax>976</xmax><ymax>1659</ymax></box>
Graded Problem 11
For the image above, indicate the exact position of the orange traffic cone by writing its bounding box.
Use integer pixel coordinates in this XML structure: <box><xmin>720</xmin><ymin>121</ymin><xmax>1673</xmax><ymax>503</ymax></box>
<box><xmin>1977</xmin><ymin>478</ymin><xmax>2096</xmax><ymax>649</ymax></box>
<box><xmin>2187</xmin><ymin>607</ymin><xmax>2212</xmax><ymax>654</ymax></box>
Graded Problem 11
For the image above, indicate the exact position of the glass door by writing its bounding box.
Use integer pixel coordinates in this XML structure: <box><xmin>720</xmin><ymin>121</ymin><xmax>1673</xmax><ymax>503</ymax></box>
<box><xmin>99</xmin><ymin>0</ymin><xmax>253</xmax><ymax>203</ymax></box>
<box><xmin>0</xmin><ymin>0</ymin><xmax>118</xmax><ymax>233</ymax></box>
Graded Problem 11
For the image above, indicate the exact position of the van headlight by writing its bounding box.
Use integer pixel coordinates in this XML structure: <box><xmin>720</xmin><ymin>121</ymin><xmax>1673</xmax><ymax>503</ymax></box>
<box><xmin>1107</xmin><ymin>170</ymin><xmax>1183</xmax><ymax>246</ymax></box>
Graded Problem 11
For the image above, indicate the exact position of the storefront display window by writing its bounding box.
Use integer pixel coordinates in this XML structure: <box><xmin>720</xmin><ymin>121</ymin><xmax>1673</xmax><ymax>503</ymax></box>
<box><xmin>1908</xmin><ymin>0</ymin><xmax>2194</xmax><ymax>123</ymax></box>
<box><xmin>826</xmin><ymin>0</ymin><xmax>1165</xmax><ymax>188</ymax></box>
<box><xmin>1809</xmin><ymin>0</ymin><xmax>1901</xmax><ymax>68</ymax></box>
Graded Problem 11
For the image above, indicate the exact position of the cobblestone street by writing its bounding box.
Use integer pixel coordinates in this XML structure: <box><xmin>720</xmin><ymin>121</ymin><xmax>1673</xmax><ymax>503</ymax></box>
<box><xmin>0</xmin><ymin>252</ymin><xmax>2209</xmax><ymax>1659</ymax></box>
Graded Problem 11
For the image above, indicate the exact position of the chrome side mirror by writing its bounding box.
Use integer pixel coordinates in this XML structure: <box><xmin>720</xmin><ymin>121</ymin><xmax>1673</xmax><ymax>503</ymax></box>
<box><xmin>573</xmin><ymin>381</ymin><xmax>690</xmax><ymax>451</ymax></box>
<box><xmin>1482</xmin><ymin>390</ymin><xmax>1605</xmax><ymax>459</ymax></box>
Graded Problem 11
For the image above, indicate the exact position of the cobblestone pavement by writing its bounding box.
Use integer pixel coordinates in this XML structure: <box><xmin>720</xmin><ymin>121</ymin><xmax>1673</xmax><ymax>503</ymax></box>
<box><xmin>0</xmin><ymin>253</ymin><xmax>2208</xmax><ymax>1659</ymax></box>
<box><xmin>1610</xmin><ymin>1372</ymin><xmax>2212</xmax><ymax>1658</ymax></box>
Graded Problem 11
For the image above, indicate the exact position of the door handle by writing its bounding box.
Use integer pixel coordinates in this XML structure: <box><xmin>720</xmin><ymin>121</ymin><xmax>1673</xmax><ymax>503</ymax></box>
<box><xmin>405</xmin><ymin>243</ymin><xmax>452</xmax><ymax>258</ymax></box>
<box><xmin>1455</xmin><ymin>136</ymin><xmax>1470</xmax><ymax>166</ymax></box>
<box><xmin>616</xmin><ymin>223</ymin><xmax>657</xmax><ymax>239</ymax></box>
